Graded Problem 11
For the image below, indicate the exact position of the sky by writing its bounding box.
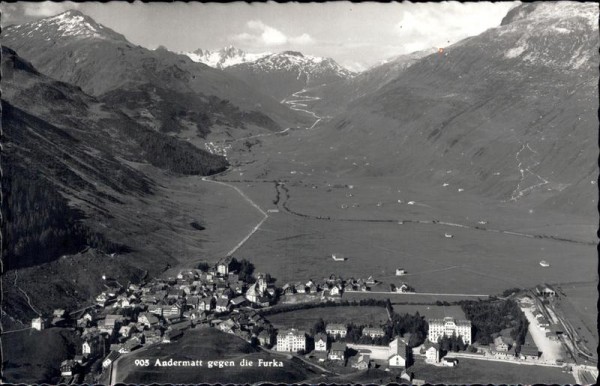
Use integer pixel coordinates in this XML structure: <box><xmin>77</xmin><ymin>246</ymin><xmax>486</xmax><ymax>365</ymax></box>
<box><xmin>1</xmin><ymin>1</ymin><xmax>518</xmax><ymax>71</ymax></box>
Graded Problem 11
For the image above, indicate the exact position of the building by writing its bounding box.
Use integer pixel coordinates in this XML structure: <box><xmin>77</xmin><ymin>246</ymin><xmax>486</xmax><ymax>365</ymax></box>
<box><xmin>351</xmin><ymin>353</ymin><xmax>371</xmax><ymax>370</ymax></box>
<box><xmin>395</xmin><ymin>268</ymin><xmax>407</xmax><ymax>276</ymax></box>
<box><xmin>102</xmin><ymin>351</ymin><xmax>120</xmax><ymax>368</ymax></box>
<box><xmin>425</xmin><ymin>344</ymin><xmax>441</xmax><ymax>364</ymax></box>
<box><xmin>427</xmin><ymin>317</ymin><xmax>472</xmax><ymax>345</ymax></box>
<box><xmin>258</xmin><ymin>330</ymin><xmax>272</xmax><ymax>347</ymax></box>
<box><xmin>215</xmin><ymin>298</ymin><xmax>231</xmax><ymax>313</ymax></box>
<box><xmin>329</xmin><ymin>342</ymin><xmax>347</xmax><ymax>361</ymax></box>
<box><xmin>276</xmin><ymin>329</ymin><xmax>306</xmax><ymax>352</ymax></box>
<box><xmin>442</xmin><ymin>357</ymin><xmax>458</xmax><ymax>367</ymax></box>
<box><xmin>493</xmin><ymin>336</ymin><xmax>510</xmax><ymax>352</ymax></box>
<box><xmin>31</xmin><ymin>317</ymin><xmax>46</xmax><ymax>331</ymax></box>
<box><xmin>138</xmin><ymin>312</ymin><xmax>159</xmax><ymax>328</ymax></box>
<box><xmin>535</xmin><ymin>284</ymin><xmax>556</xmax><ymax>298</ymax></box>
<box><xmin>217</xmin><ymin>257</ymin><xmax>233</xmax><ymax>276</ymax></box>
<box><xmin>314</xmin><ymin>333</ymin><xmax>328</xmax><ymax>352</ymax></box>
<box><xmin>362</xmin><ymin>327</ymin><xmax>385</xmax><ymax>338</ymax></box>
<box><xmin>519</xmin><ymin>332</ymin><xmax>540</xmax><ymax>360</ymax></box>
<box><xmin>388</xmin><ymin>337</ymin><xmax>409</xmax><ymax>368</ymax></box>
<box><xmin>82</xmin><ymin>336</ymin><xmax>101</xmax><ymax>358</ymax></box>
<box><xmin>60</xmin><ymin>360</ymin><xmax>77</xmax><ymax>377</ymax></box>
<box><xmin>325</xmin><ymin>323</ymin><xmax>348</xmax><ymax>338</ymax></box>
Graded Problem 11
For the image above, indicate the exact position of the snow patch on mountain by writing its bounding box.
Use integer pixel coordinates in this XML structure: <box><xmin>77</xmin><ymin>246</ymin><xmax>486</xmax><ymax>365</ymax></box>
<box><xmin>182</xmin><ymin>46</ymin><xmax>271</xmax><ymax>68</ymax></box>
<box><xmin>3</xmin><ymin>10</ymin><xmax>128</xmax><ymax>42</ymax></box>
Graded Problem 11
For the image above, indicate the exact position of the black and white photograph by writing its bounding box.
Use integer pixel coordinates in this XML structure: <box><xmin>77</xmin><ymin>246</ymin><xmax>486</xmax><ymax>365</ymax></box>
<box><xmin>0</xmin><ymin>1</ymin><xmax>598</xmax><ymax>384</ymax></box>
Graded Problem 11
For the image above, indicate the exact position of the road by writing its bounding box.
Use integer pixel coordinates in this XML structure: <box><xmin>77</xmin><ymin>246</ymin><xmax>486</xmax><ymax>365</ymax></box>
<box><xmin>13</xmin><ymin>270</ymin><xmax>41</xmax><ymax>316</ymax></box>
<box><xmin>346</xmin><ymin>290</ymin><xmax>490</xmax><ymax>298</ymax></box>
<box><xmin>281</xmin><ymin>89</ymin><xmax>324</xmax><ymax>130</ymax></box>
<box><xmin>199</xmin><ymin>89</ymin><xmax>324</xmax><ymax>258</ymax></box>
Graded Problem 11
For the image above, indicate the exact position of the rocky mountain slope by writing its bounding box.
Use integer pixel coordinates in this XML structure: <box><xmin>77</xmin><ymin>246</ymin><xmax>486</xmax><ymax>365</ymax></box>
<box><xmin>270</xmin><ymin>2</ymin><xmax>598</xmax><ymax>216</ymax></box>
<box><xmin>182</xmin><ymin>45</ymin><xmax>271</xmax><ymax>68</ymax></box>
<box><xmin>224</xmin><ymin>51</ymin><xmax>355</xmax><ymax>100</ymax></box>
<box><xmin>2</xmin><ymin>11</ymin><xmax>310</xmax><ymax>140</ymax></box>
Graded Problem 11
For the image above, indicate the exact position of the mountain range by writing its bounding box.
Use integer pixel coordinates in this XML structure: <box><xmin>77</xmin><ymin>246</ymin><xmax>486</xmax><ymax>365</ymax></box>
<box><xmin>182</xmin><ymin>45</ymin><xmax>271</xmax><ymax>68</ymax></box>
<box><xmin>277</xmin><ymin>1</ymin><xmax>598</xmax><ymax>216</ymax></box>
<box><xmin>1</xmin><ymin>1</ymin><xmax>597</xmax><ymax>341</ymax></box>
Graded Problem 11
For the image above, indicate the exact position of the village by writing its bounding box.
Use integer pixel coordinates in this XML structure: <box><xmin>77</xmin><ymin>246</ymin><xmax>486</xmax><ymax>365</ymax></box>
<box><xmin>28</xmin><ymin>257</ymin><xmax>594</xmax><ymax>384</ymax></box>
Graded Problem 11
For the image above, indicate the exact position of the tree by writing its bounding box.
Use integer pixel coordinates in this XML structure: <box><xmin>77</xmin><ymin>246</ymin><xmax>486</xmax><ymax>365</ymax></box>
<box><xmin>311</xmin><ymin>318</ymin><xmax>326</xmax><ymax>336</ymax></box>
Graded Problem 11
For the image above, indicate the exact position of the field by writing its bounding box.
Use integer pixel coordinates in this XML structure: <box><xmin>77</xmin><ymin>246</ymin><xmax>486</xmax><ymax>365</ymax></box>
<box><xmin>1</xmin><ymin>327</ymin><xmax>81</xmax><ymax>384</ymax></box>
<box><xmin>266</xmin><ymin>306</ymin><xmax>390</xmax><ymax>330</ymax></box>
<box><xmin>409</xmin><ymin>358</ymin><xmax>575</xmax><ymax>384</ymax></box>
<box><xmin>114</xmin><ymin>327</ymin><xmax>322</xmax><ymax>384</ymax></box>
<box><xmin>231</xmin><ymin>204</ymin><xmax>596</xmax><ymax>295</ymax></box>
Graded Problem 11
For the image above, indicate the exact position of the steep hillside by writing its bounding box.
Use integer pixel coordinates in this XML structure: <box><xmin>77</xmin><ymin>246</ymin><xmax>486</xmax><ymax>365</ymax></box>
<box><xmin>268</xmin><ymin>2</ymin><xmax>598</xmax><ymax>216</ymax></box>
<box><xmin>225</xmin><ymin>51</ymin><xmax>355</xmax><ymax>100</ymax></box>
<box><xmin>1</xmin><ymin>46</ymin><xmax>228</xmax><ymax>271</ymax></box>
<box><xmin>1</xmin><ymin>11</ymin><xmax>309</xmax><ymax>140</ymax></box>
<box><xmin>305</xmin><ymin>49</ymin><xmax>434</xmax><ymax>117</ymax></box>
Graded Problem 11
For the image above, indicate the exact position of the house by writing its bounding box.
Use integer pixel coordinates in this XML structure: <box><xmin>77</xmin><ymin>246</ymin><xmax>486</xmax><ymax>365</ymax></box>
<box><xmin>314</xmin><ymin>333</ymin><xmax>328</xmax><ymax>352</ymax></box>
<box><xmin>215</xmin><ymin>298</ymin><xmax>231</xmax><ymax>313</ymax></box>
<box><xmin>162</xmin><ymin>329</ymin><xmax>183</xmax><ymax>343</ymax></box>
<box><xmin>163</xmin><ymin>303</ymin><xmax>183</xmax><ymax>318</ymax></box>
<box><xmin>519</xmin><ymin>332</ymin><xmax>539</xmax><ymax>360</ymax></box>
<box><xmin>199</xmin><ymin>297</ymin><xmax>215</xmax><ymax>311</ymax></box>
<box><xmin>53</xmin><ymin>309</ymin><xmax>67</xmax><ymax>318</ymax></box>
<box><xmin>328</xmin><ymin>342</ymin><xmax>347</xmax><ymax>361</ymax></box>
<box><xmin>395</xmin><ymin>268</ymin><xmax>407</xmax><ymax>276</ymax></box>
<box><xmin>425</xmin><ymin>344</ymin><xmax>441</xmax><ymax>364</ymax></box>
<box><xmin>295</xmin><ymin>283</ymin><xmax>307</xmax><ymax>294</ymax></box>
<box><xmin>329</xmin><ymin>285</ymin><xmax>341</xmax><ymax>296</ymax></box>
<box><xmin>442</xmin><ymin>357</ymin><xmax>458</xmax><ymax>367</ymax></box>
<box><xmin>493</xmin><ymin>336</ymin><xmax>510</xmax><ymax>352</ymax></box>
<box><xmin>351</xmin><ymin>353</ymin><xmax>370</xmax><ymax>370</ymax></box>
<box><xmin>143</xmin><ymin>329</ymin><xmax>162</xmax><ymax>345</ymax></box>
<box><xmin>217</xmin><ymin>256</ymin><xmax>233</xmax><ymax>276</ymax></box>
<box><xmin>60</xmin><ymin>360</ymin><xmax>77</xmax><ymax>377</ymax></box>
<box><xmin>535</xmin><ymin>284</ymin><xmax>556</xmax><ymax>298</ymax></box>
<box><xmin>326</xmin><ymin>323</ymin><xmax>347</xmax><ymax>338</ymax></box>
<box><xmin>31</xmin><ymin>317</ymin><xmax>46</xmax><ymax>331</ymax></box>
<box><xmin>256</xmin><ymin>296</ymin><xmax>271</xmax><ymax>307</ymax></box>
<box><xmin>147</xmin><ymin>304</ymin><xmax>163</xmax><ymax>316</ymax></box>
<box><xmin>258</xmin><ymin>330</ymin><xmax>272</xmax><ymax>347</ymax></box>
<box><xmin>388</xmin><ymin>338</ymin><xmax>409</xmax><ymax>368</ymax></box>
<box><xmin>99</xmin><ymin>315</ymin><xmax>123</xmax><ymax>334</ymax></box>
<box><xmin>102</xmin><ymin>351</ymin><xmax>120</xmax><ymax>368</ymax></box>
<box><xmin>138</xmin><ymin>312</ymin><xmax>160</xmax><ymax>328</ymax></box>
<box><xmin>276</xmin><ymin>329</ymin><xmax>306</xmax><ymax>352</ymax></box>
<box><xmin>218</xmin><ymin>319</ymin><xmax>237</xmax><ymax>334</ymax></box>
<box><xmin>119</xmin><ymin>324</ymin><xmax>136</xmax><ymax>338</ymax></box>
<box><xmin>362</xmin><ymin>327</ymin><xmax>385</xmax><ymax>338</ymax></box>
<box><xmin>282</xmin><ymin>283</ymin><xmax>295</xmax><ymax>295</ymax></box>
<box><xmin>230</xmin><ymin>296</ymin><xmax>248</xmax><ymax>308</ymax></box>
<box><xmin>537</xmin><ymin>316</ymin><xmax>550</xmax><ymax>327</ymax></box>
<box><xmin>245</xmin><ymin>283</ymin><xmax>261</xmax><ymax>303</ymax></box>
<box><xmin>82</xmin><ymin>336</ymin><xmax>101</xmax><ymax>358</ymax></box>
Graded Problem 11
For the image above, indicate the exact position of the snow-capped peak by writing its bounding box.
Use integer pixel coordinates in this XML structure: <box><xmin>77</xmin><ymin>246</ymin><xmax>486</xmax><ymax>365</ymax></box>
<box><xmin>2</xmin><ymin>9</ymin><xmax>128</xmax><ymax>42</ymax></box>
<box><xmin>182</xmin><ymin>46</ymin><xmax>271</xmax><ymax>69</ymax></box>
<box><xmin>245</xmin><ymin>51</ymin><xmax>355</xmax><ymax>79</ymax></box>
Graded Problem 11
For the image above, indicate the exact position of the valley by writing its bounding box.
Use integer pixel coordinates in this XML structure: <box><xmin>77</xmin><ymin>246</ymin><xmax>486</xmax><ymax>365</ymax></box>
<box><xmin>1</xmin><ymin>2</ymin><xmax>598</xmax><ymax>384</ymax></box>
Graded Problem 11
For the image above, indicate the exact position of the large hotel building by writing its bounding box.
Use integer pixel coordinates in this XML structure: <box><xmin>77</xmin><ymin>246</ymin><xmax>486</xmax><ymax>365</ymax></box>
<box><xmin>427</xmin><ymin>317</ymin><xmax>472</xmax><ymax>345</ymax></box>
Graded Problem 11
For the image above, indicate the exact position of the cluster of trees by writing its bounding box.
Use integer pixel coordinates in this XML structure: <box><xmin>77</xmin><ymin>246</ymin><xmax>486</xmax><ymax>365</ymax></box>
<box><xmin>438</xmin><ymin>334</ymin><xmax>467</xmax><ymax>352</ymax></box>
<box><xmin>459</xmin><ymin>299</ymin><xmax>528</xmax><ymax>346</ymax></box>
<box><xmin>2</xmin><ymin>163</ymin><xmax>123</xmax><ymax>270</ymax></box>
<box><xmin>388</xmin><ymin>311</ymin><xmax>428</xmax><ymax>347</ymax></box>
<box><xmin>137</xmin><ymin>131</ymin><xmax>228</xmax><ymax>176</ymax></box>
<box><xmin>229</xmin><ymin>257</ymin><xmax>256</xmax><ymax>283</ymax></box>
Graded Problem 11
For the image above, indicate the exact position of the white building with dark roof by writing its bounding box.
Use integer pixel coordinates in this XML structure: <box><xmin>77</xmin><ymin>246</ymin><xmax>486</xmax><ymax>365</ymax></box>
<box><xmin>276</xmin><ymin>329</ymin><xmax>306</xmax><ymax>352</ymax></box>
<box><xmin>427</xmin><ymin>317</ymin><xmax>472</xmax><ymax>345</ymax></box>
